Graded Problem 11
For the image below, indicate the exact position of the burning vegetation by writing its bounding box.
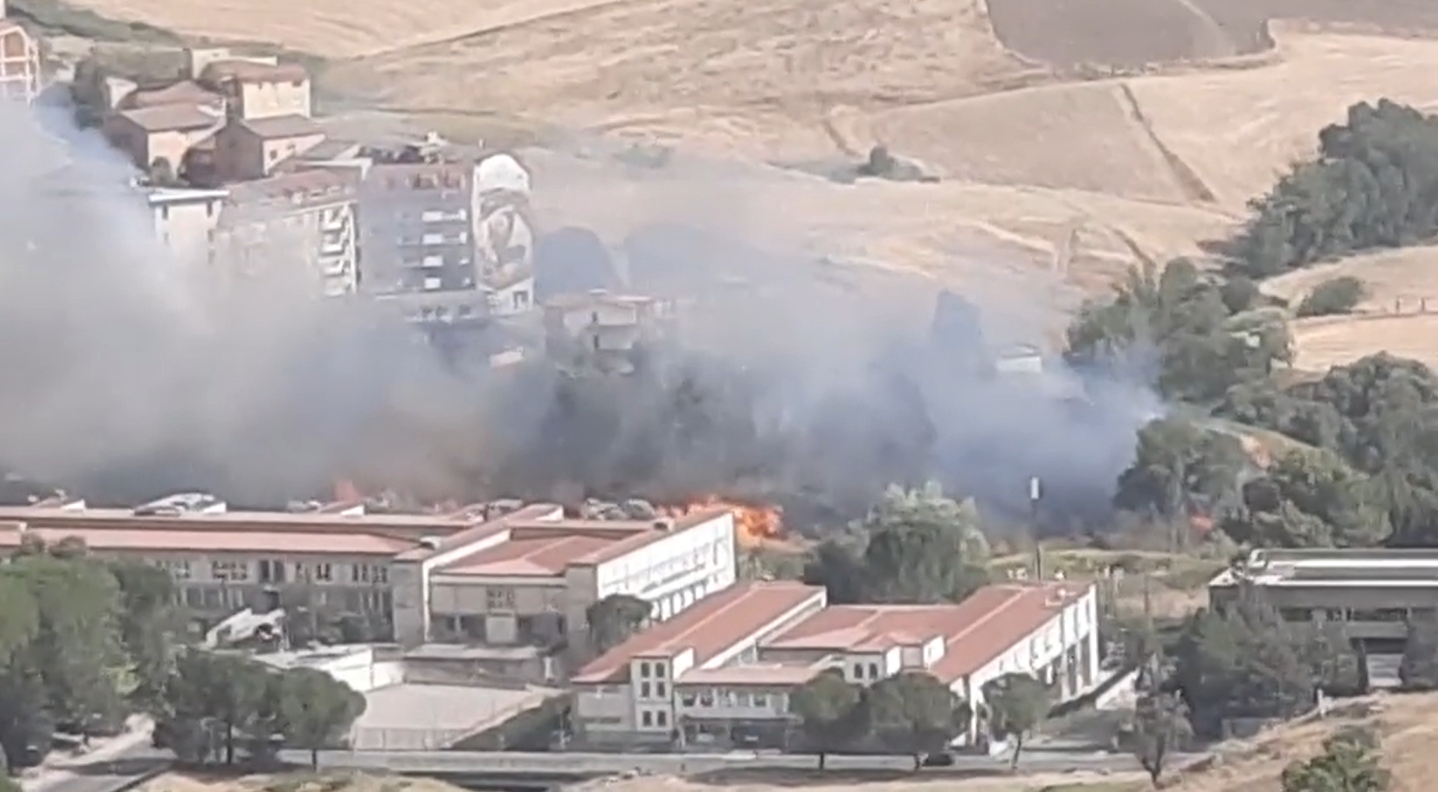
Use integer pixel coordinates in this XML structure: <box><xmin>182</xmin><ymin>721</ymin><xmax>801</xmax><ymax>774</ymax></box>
<box><xmin>662</xmin><ymin>495</ymin><xmax>784</xmax><ymax>547</ymax></box>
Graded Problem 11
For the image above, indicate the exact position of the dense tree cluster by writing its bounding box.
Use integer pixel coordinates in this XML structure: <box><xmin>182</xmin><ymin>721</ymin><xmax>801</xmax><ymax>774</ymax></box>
<box><xmin>1066</xmin><ymin>259</ymin><xmax>1291</xmax><ymax>403</ymax></box>
<box><xmin>0</xmin><ymin>538</ymin><xmax>364</xmax><ymax>773</ymax></box>
<box><xmin>788</xmin><ymin>668</ymin><xmax>1049</xmax><ymax>771</ymax></box>
<box><xmin>1236</xmin><ymin>99</ymin><xmax>1438</xmax><ymax>278</ymax></box>
<box><xmin>801</xmin><ymin>482</ymin><xmax>993</xmax><ymax>605</ymax></box>
<box><xmin>1169</xmin><ymin>586</ymin><xmax>1361</xmax><ymax>737</ymax></box>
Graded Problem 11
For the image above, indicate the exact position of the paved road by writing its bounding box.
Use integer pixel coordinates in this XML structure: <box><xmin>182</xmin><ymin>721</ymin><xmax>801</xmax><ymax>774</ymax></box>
<box><xmin>24</xmin><ymin>740</ymin><xmax>1195</xmax><ymax>790</ymax></box>
<box><xmin>310</xmin><ymin>747</ymin><xmax>1199</xmax><ymax>775</ymax></box>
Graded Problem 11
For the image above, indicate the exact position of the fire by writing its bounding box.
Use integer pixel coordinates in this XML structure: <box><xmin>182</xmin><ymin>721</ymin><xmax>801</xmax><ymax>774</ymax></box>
<box><xmin>664</xmin><ymin>495</ymin><xmax>783</xmax><ymax>547</ymax></box>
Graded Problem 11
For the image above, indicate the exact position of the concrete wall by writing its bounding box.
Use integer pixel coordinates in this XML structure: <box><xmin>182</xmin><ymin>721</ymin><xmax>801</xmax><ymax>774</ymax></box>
<box><xmin>238</xmin><ymin>79</ymin><xmax>311</xmax><ymax>120</ymax></box>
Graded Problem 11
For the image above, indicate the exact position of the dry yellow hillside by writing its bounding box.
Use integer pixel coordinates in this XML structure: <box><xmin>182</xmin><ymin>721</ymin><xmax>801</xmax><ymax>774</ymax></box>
<box><xmin>1127</xmin><ymin>27</ymin><xmax>1438</xmax><ymax>210</ymax></box>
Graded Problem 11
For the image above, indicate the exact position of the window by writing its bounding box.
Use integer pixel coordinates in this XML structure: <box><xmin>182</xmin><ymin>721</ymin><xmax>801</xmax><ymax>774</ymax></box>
<box><xmin>268</xmin><ymin>149</ymin><xmax>279</xmax><ymax>162</ymax></box>
<box><xmin>640</xmin><ymin>662</ymin><xmax>651</xmax><ymax>678</ymax></box>
<box><xmin>680</xmin><ymin>693</ymin><xmax>696</xmax><ymax>707</ymax></box>
<box><xmin>1280</xmin><ymin>607</ymin><xmax>1314</xmax><ymax>622</ymax></box>
<box><xmin>654</xmin><ymin>662</ymin><xmax>667</xmax><ymax>678</ymax></box>
<box><xmin>313</xmin><ymin>563</ymin><xmax>333</xmax><ymax>582</ymax></box>
<box><xmin>656</xmin><ymin>682</ymin><xmax>667</xmax><ymax>697</ymax></box>
<box><xmin>211</xmin><ymin>560</ymin><xmax>249</xmax><ymax>581</ymax></box>
<box><xmin>485</xmin><ymin>587</ymin><xmax>515</xmax><ymax>611</ymax></box>
<box><xmin>868</xmin><ymin>663</ymin><xmax>879</xmax><ymax>679</ymax></box>
<box><xmin>641</xmin><ymin>711</ymin><xmax>652</xmax><ymax>727</ymax></box>
<box><xmin>752</xmin><ymin>693</ymin><xmax>767</xmax><ymax>707</ymax></box>
<box><xmin>699</xmin><ymin>689</ymin><xmax>714</xmax><ymax>706</ymax></box>
<box><xmin>852</xmin><ymin>663</ymin><xmax>862</xmax><ymax>679</ymax></box>
<box><xmin>157</xmin><ymin>559</ymin><xmax>191</xmax><ymax>580</ymax></box>
<box><xmin>656</xmin><ymin>711</ymin><xmax>667</xmax><ymax>727</ymax></box>
<box><xmin>258</xmin><ymin>559</ymin><xmax>286</xmax><ymax>584</ymax></box>
<box><xmin>640</xmin><ymin>682</ymin><xmax>651</xmax><ymax>698</ymax></box>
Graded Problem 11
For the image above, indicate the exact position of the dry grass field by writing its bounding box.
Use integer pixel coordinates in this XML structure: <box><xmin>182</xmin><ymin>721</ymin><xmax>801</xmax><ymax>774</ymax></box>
<box><xmin>50</xmin><ymin>0</ymin><xmax>1438</xmax><ymax>355</ymax></box>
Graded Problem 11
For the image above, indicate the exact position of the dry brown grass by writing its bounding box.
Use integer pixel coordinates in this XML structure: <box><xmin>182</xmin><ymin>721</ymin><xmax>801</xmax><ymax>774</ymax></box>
<box><xmin>1127</xmin><ymin>28</ymin><xmax>1438</xmax><ymax>209</ymax></box>
<box><xmin>56</xmin><ymin>0</ymin><xmax>1438</xmax><ymax>359</ymax></box>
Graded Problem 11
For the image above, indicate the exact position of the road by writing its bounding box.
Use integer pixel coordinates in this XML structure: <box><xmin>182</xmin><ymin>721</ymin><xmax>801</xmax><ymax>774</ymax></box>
<box><xmin>26</xmin><ymin>740</ymin><xmax>1196</xmax><ymax>792</ymax></box>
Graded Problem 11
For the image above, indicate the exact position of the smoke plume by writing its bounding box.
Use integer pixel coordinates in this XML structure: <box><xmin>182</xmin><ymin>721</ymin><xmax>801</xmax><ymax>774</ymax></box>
<box><xmin>0</xmin><ymin>102</ymin><xmax>1158</xmax><ymax>532</ymax></box>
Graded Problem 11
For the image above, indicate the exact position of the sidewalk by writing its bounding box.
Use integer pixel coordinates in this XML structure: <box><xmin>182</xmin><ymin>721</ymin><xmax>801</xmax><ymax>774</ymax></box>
<box><xmin>19</xmin><ymin>717</ymin><xmax>155</xmax><ymax>792</ymax></box>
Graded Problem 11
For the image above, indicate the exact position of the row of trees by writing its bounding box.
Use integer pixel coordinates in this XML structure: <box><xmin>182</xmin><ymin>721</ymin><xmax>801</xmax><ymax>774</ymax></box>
<box><xmin>155</xmin><ymin>650</ymin><xmax>364</xmax><ymax>769</ymax></box>
<box><xmin>0</xmin><ymin>537</ymin><xmax>365</xmax><ymax>773</ymax></box>
<box><xmin>788</xmin><ymin>668</ymin><xmax>1050</xmax><ymax>770</ymax></box>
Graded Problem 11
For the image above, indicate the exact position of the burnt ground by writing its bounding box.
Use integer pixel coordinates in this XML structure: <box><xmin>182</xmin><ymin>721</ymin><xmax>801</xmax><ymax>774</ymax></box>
<box><xmin>986</xmin><ymin>0</ymin><xmax>1438</xmax><ymax>68</ymax></box>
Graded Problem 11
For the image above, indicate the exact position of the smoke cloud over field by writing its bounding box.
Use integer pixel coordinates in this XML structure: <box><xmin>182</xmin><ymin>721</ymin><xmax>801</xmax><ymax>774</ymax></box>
<box><xmin>0</xmin><ymin>102</ymin><xmax>1158</xmax><ymax>531</ymax></box>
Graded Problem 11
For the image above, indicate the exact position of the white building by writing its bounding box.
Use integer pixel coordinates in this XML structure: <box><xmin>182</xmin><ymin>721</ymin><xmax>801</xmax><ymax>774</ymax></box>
<box><xmin>571</xmin><ymin>579</ymin><xmax>1101</xmax><ymax>748</ymax></box>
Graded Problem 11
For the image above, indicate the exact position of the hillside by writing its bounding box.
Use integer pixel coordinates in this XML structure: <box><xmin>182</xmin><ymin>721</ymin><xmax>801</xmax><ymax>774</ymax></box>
<box><xmin>44</xmin><ymin>0</ymin><xmax>1438</xmax><ymax>357</ymax></box>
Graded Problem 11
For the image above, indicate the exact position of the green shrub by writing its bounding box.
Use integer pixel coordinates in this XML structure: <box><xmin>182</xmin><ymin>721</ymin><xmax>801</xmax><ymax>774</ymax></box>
<box><xmin>1297</xmin><ymin>276</ymin><xmax>1366</xmax><ymax>317</ymax></box>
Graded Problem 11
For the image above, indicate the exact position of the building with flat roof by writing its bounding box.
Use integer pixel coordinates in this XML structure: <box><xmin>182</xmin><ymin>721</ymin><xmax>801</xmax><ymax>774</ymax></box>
<box><xmin>0</xmin><ymin>495</ymin><xmax>738</xmax><ymax>665</ymax></box>
<box><xmin>1210</xmin><ymin>548</ymin><xmax>1438</xmax><ymax>648</ymax></box>
<box><xmin>0</xmin><ymin>12</ymin><xmax>40</xmax><ymax>104</ymax></box>
<box><xmin>570</xmin><ymin>579</ymin><xmax>1100</xmax><ymax>748</ymax></box>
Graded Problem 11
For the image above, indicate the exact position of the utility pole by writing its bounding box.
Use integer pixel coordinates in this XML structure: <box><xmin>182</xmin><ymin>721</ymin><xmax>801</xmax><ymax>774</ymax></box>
<box><xmin>1029</xmin><ymin>476</ymin><xmax>1043</xmax><ymax>580</ymax></box>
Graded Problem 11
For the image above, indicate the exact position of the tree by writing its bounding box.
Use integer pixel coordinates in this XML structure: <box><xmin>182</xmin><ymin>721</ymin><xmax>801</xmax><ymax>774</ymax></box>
<box><xmin>1131</xmin><ymin>691</ymin><xmax>1192</xmax><ymax>784</ymax></box>
<box><xmin>1297</xmin><ymin>277</ymin><xmax>1367</xmax><ymax>317</ymax></box>
<box><xmin>1236</xmin><ymin>99</ymin><xmax>1438</xmax><ymax>279</ymax></box>
<box><xmin>982</xmin><ymin>672</ymin><xmax>1052</xmax><ymax>769</ymax></box>
<box><xmin>107</xmin><ymin>560</ymin><xmax>179</xmax><ymax>709</ymax></box>
<box><xmin>164</xmin><ymin>651</ymin><xmax>270</xmax><ymax>764</ymax></box>
<box><xmin>1170</xmin><ymin>588</ymin><xmax>1346</xmax><ymax>736</ymax></box>
<box><xmin>860</xmin><ymin>482</ymin><xmax>992</xmax><ymax>604</ymax></box>
<box><xmin>1280</xmin><ymin>727</ymin><xmax>1389</xmax><ymax>792</ymax></box>
<box><xmin>1223</xmin><ymin>448</ymin><xmax>1392</xmax><ymax>549</ymax></box>
<box><xmin>276</xmin><ymin>668</ymin><xmax>366</xmax><ymax>769</ymax></box>
<box><xmin>869</xmin><ymin>671</ymin><xmax>971</xmax><ymax>771</ymax></box>
<box><xmin>585</xmin><ymin>594</ymin><xmax>652</xmax><ymax>653</ymax></box>
<box><xmin>788</xmin><ymin>670</ymin><xmax>869</xmax><ymax>770</ymax></box>
<box><xmin>1114</xmin><ymin>418</ymin><xmax>1249</xmax><ymax>525</ymax></box>
<box><xmin>1399</xmin><ymin>610</ymin><xmax>1438</xmax><ymax>689</ymax></box>
<box><xmin>1065</xmin><ymin>260</ymin><xmax>1290</xmax><ymax>401</ymax></box>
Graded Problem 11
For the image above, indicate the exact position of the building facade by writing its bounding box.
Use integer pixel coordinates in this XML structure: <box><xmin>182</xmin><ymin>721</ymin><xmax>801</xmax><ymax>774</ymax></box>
<box><xmin>543</xmin><ymin>291</ymin><xmax>673</xmax><ymax>374</ymax></box>
<box><xmin>147</xmin><ymin>186</ymin><xmax>229</xmax><ymax>265</ymax></box>
<box><xmin>1209</xmin><ymin>548</ymin><xmax>1438</xmax><ymax>649</ymax></box>
<box><xmin>215</xmin><ymin>169</ymin><xmax>361</xmax><ymax>295</ymax></box>
<box><xmin>570</xmin><ymin>580</ymin><xmax>1101</xmax><ymax>748</ymax></box>
<box><xmin>0</xmin><ymin>496</ymin><xmax>739</xmax><ymax>662</ymax></box>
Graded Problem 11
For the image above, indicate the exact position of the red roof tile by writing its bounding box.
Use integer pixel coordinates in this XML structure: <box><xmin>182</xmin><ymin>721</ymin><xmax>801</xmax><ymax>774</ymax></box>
<box><xmin>0</xmin><ymin>504</ymin><xmax>480</xmax><ymax>542</ymax></box>
<box><xmin>572</xmin><ymin>582</ymin><xmax>826</xmax><ymax>684</ymax></box>
<box><xmin>438</xmin><ymin>533</ymin><xmax>619</xmax><ymax>577</ymax></box>
<box><xmin>677</xmin><ymin>665</ymin><xmax>823</xmax><ymax>686</ymax></box>
<box><xmin>764</xmin><ymin>582</ymin><xmax>1091</xmax><ymax>683</ymax></box>
<box><xmin>0</xmin><ymin>523</ymin><xmax>414</xmax><ymax>556</ymax></box>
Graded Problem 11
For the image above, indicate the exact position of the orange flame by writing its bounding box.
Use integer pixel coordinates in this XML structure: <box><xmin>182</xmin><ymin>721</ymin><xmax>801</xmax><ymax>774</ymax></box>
<box><xmin>663</xmin><ymin>496</ymin><xmax>783</xmax><ymax>547</ymax></box>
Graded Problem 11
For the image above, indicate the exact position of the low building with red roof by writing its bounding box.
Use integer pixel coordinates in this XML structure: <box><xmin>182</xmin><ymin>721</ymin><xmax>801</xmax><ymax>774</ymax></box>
<box><xmin>570</xmin><ymin>579</ymin><xmax>1100</xmax><ymax>748</ymax></box>
<box><xmin>0</xmin><ymin>493</ymin><xmax>741</xmax><ymax>677</ymax></box>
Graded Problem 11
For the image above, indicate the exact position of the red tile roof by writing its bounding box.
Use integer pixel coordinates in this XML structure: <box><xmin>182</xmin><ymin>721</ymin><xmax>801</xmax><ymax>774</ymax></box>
<box><xmin>0</xmin><ymin>504</ymin><xmax>481</xmax><ymax>542</ymax></box>
<box><xmin>765</xmin><ymin>581</ymin><xmax>1091</xmax><ymax>683</ymax></box>
<box><xmin>0</xmin><ymin>523</ymin><xmax>414</xmax><ymax>556</ymax></box>
<box><xmin>438</xmin><ymin>533</ymin><xmax>619</xmax><ymax>577</ymax></box>
<box><xmin>572</xmin><ymin>582</ymin><xmax>826</xmax><ymax>684</ymax></box>
<box><xmin>677</xmin><ymin>665</ymin><xmax>823</xmax><ymax>686</ymax></box>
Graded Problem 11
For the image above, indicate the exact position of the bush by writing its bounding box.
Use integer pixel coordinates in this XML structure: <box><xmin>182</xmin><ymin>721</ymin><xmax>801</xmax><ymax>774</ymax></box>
<box><xmin>1297</xmin><ymin>276</ymin><xmax>1366</xmax><ymax>317</ymax></box>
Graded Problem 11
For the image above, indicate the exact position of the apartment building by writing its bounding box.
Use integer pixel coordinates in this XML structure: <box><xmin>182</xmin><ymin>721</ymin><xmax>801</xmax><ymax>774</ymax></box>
<box><xmin>0</xmin><ymin>495</ymin><xmax>739</xmax><ymax>663</ymax></box>
<box><xmin>359</xmin><ymin>162</ymin><xmax>484</xmax><ymax>320</ymax></box>
<box><xmin>148</xmin><ymin>186</ymin><xmax>229</xmax><ymax>264</ymax></box>
<box><xmin>215</xmin><ymin>169</ymin><xmax>360</xmax><ymax>295</ymax></box>
<box><xmin>1209</xmin><ymin>548</ymin><xmax>1438</xmax><ymax>651</ymax></box>
<box><xmin>0</xmin><ymin>4</ymin><xmax>40</xmax><ymax>104</ymax></box>
<box><xmin>571</xmin><ymin>580</ymin><xmax>1100</xmax><ymax>747</ymax></box>
<box><xmin>358</xmin><ymin>153</ymin><xmax>536</xmax><ymax>324</ymax></box>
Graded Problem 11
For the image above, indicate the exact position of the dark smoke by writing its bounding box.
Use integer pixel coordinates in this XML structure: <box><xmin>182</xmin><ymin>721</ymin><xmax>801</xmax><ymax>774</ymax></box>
<box><xmin>0</xmin><ymin>102</ymin><xmax>1158</xmax><ymax>532</ymax></box>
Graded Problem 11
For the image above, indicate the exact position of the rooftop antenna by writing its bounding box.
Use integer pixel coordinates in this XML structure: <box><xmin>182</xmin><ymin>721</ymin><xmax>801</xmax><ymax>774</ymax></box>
<box><xmin>1029</xmin><ymin>476</ymin><xmax>1043</xmax><ymax>580</ymax></box>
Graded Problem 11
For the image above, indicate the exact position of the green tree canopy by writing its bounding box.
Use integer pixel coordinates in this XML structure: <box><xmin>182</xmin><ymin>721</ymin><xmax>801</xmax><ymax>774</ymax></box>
<box><xmin>1237</xmin><ymin>99</ymin><xmax>1438</xmax><ymax>279</ymax></box>
<box><xmin>869</xmin><ymin>671</ymin><xmax>971</xmax><ymax>771</ymax></box>
<box><xmin>1132</xmin><ymin>690</ymin><xmax>1193</xmax><ymax>784</ymax></box>
<box><xmin>982</xmin><ymin>672</ymin><xmax>1052</xmax><ymax>769</ymax></box>
<box><xmin>586</xmin><ymin>594</ymin><xmax>652</xmax><ymax>653</ymax></box>
<box><xmin>276</xmin><ymin>667</ymin><xmax>366</xmax><ymax>769</ymax></box>
<box><xmin>788</xmin><ymin>670</ymin><xmax>869</xmax><ymax>770</ymax></box>
<box><xmin>1114</xmin><ymin>418</ymin><xmax>1250</xmax><ymax>522</ymax></box>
